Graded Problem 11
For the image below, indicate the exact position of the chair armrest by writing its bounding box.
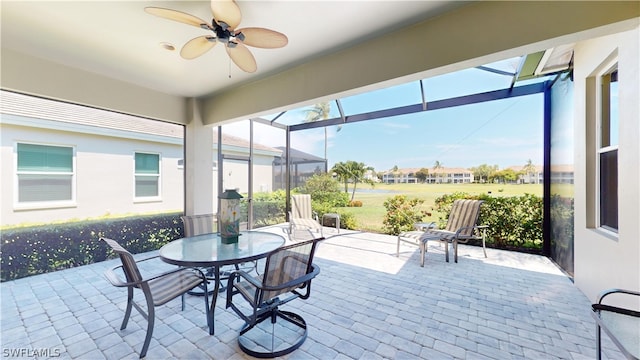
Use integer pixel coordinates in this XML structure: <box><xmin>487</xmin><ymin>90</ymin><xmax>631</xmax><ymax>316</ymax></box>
<box><xmin>104</xmin><ymin>264</ymin><xmax>205</xmax><ymax>288</ymax></box>
<box><xmin>596</xmin><ymin>288</ymin><xmax>640</xmax><ymax>305</ymax></box>
<box><xmin>261</xmin><ymin>264</ymin><xmax>320</xmax><ymax>292</ymax></box>
<box><xmin>454</xmin><ymin>224</ymin><xmax>489</xmax><ymax>237</ymax></box>
<box><xmin>228</xmin><ymin>270</ymin><xmax>263</xmax><ymax>289</ymax></box>
<box><xmin>414</xmin><ymin>222</ymin><xmax>436</xmax><ymax>231</ymax></box>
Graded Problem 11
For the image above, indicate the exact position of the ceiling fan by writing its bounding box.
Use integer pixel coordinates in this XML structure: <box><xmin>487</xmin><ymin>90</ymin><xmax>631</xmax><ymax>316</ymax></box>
<box><xmin>145</xmin><ymin>0</ymin><xmax>288</xmax><ymax>73</ymax></box>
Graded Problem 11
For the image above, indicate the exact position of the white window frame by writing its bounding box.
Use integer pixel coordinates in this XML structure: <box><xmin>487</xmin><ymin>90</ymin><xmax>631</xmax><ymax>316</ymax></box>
<box><xmin>133</xmin><ymin>151</ymin><xmax>162</xmax><ymax>202</ymax></box>
<box><xmin>595</xmin><ymin>59</ymin><xmax>619</xmax><ymax>235</ymax></box>
<box><xmin>14</xmin><ymin>142</ymin><xmax>77</xmax><ymax>210</ymax></box>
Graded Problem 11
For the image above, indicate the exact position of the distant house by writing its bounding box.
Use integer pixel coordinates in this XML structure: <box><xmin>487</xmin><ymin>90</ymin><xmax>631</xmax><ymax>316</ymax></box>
<box><xmin>381</xmin><ymin>167</ymin><xmax>473</xmax><ymax>184</ymax></box>
<box><xmin>0</xmin><ymin>91</ymin><xmax>281</xmax><ymax>227</ymax></box>
<box><xmin>507</xmin><ymin>165</ymin><xmax>544</xmax><ymax>184</ymax></box>
<box><xmin>507</xmin><ymin>164</ymin><xmax>575</xmax><ymax>184</ymax></box>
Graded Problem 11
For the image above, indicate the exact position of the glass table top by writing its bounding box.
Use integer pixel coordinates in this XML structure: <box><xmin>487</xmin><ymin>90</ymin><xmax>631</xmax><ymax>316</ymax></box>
<box><xmin>159</xmin><ymin>230</ymin><xmax>285</xmax><ymax>267</ymax></box>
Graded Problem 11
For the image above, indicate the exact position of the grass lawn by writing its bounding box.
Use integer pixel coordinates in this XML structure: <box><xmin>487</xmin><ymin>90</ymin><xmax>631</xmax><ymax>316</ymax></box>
<box><xmin>340</xmin><ymin>183</ymin><xmax>545</xmax><ymax>233</ymax></box>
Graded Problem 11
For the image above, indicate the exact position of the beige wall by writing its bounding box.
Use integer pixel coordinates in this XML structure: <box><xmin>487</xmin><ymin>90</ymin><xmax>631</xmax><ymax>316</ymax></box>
<box><xmin>573</xmin><ymin>27</ymin><xmax>640</xmax><ymax>306</ymax></box>
<box><xmin>1</xmin><ymin>123</ymin><xmax>184</xmax><ymax>225</ymax></box>
<box><xmin>1</xmin><ymin>120</ymin><xmax>278</xmax><ymax>226</ymax></box>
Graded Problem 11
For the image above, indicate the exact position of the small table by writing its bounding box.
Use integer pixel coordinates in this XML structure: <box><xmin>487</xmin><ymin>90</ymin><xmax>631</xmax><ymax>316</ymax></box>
<box><xmin>159</xmin><ymin>230</ymin><xmax>285</xmax><ymax>335</ymax></box>
<box><xmin>322</xmin><ymin>213</ymin><xmax>340</xmax><ymax>233</ymax></box>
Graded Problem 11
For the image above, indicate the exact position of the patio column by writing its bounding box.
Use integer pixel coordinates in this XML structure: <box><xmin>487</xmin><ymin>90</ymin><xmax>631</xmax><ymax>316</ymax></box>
<box><xmin>184</xmin><ymin>98</ymin><xmax>214</xmax><ymax>216</ymax></box>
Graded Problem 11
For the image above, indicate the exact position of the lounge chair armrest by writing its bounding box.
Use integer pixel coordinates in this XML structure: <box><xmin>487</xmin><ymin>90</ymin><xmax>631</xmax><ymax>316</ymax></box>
<box><xmin>414</xmin><ymin>222</ymin><xmax>436</xmax><ymax>231</ymax></box>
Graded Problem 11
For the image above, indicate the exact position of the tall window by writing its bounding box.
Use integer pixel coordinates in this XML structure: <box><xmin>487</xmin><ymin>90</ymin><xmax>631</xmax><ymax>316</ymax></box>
<box><xmin>134</xmin><ymin>152</ymin><xmax>160</xmax><ymax>198</ymax></box>
<box><xmin>16</xmin><ymin>143</ymin><xmax>74</xmax><ymax>204</ymax></box>
<box><xmin>598</xmin><ymin>66</ymin><xmax>618</xmax><ymax>232</ymax></box>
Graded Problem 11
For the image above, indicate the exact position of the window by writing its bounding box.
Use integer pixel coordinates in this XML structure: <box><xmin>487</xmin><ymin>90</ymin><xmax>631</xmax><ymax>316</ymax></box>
<box><xmin>135</xmin><ymin>152</ymin><xmax>160</xmax><ymax>198</ymax></box>
<box><xmin>598</xmin><ymin>66</ymin><xmax>618</xmax><ymax>232</ymax></box>
<box><xmin>16</xmin><ymin>143</ymin><xmax>75</xmax><ymax>205</ymax></box>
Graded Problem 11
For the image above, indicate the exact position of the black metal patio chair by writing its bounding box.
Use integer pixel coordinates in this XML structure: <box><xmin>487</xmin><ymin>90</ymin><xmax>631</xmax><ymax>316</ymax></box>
<box><xmin>225</xmin><ymin>236</ymin><xmax>323</xmax><ymax>358</ymax></box>
<box><xmin>101</xmin><ymin>237</ymin><xmax>210</xmax><ymax>358</ymax></box>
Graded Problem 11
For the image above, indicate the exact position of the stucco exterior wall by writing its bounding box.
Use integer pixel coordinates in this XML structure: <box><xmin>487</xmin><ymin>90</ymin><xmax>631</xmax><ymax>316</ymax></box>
<box><xmin>1</xmin><ymin>121</ymin><xmax>277</xmax><ymax>227</ymax></box>
<box><xmin>573</xmin><ymin>26</ymin><xmax>640</xmax><ymax>306</ymax></box>
<box><xmin>1</xmin><ymin>123</ymin><xmax>184</xmax><ymax>225</ymax></box>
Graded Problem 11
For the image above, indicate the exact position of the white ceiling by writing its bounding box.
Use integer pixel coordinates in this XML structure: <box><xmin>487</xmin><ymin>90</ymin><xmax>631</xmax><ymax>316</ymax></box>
<box><xmin>1</xmin><ymin>1</ymin><xmax>467</xmax><ymax>99</ymax></box>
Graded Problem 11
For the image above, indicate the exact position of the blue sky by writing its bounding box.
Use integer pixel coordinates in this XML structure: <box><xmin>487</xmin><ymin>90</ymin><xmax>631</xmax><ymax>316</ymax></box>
<box><xmin>224</xmin><ymin>57</ymin><xmax>547</xmax><ymax>172</ymax></box>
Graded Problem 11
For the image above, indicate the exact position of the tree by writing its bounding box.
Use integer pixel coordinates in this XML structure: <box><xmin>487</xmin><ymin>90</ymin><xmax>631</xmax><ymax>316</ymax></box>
<box><xmin>415</xmin><ymin>168</ymin><xmax>429</xmax><ymax>183</ymax></box>
<box><xmin>331</xmin><ymin>161</ymin><xmax>351</xmax><ymax>193</ymax></box>
<box><xmin>523</xmin><ymin>159</ymin><xmax>537</xmax><ymax>184</ymax></box>
<box><xmin>491</xmin><ymin>169</ymin><xmax>518</xmax><ymax>183</ymax></box>
<box><xmin>391</xmin><ymin>165</ymin><xmax>400</xmax><ymax>184</ymax></box>
<box><xmin>304</xmin><ymin>102</ymin><xmax>341</xmax><ymax>161</ymax></box>
<box><xmin>470</xmin><ymin>163</ymin><xmax>498</xmax><ymax>183</ymax></box>
<box><xmin>433</xmin><ymin>161</ymin><xmax>444</xmax><ymax>183</ymax></box>
<box><xmin>331</xmin><ymin>161</ymin><xmax>374</xmax><ymax>201</ymax></box>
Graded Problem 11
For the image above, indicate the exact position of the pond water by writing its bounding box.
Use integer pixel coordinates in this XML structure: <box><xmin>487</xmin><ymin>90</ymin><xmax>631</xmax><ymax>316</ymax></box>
<box><xmin>355</xmin><ymin>188</ymin><xmax>399</xmax><ymax>194</ymax></box>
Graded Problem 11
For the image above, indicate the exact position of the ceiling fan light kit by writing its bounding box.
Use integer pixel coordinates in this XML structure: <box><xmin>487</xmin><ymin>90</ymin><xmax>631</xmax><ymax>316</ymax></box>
<box><xmin>145</xmin><ymin>0</ymin><xmax>288</xmax><ymax>73</ymax></box>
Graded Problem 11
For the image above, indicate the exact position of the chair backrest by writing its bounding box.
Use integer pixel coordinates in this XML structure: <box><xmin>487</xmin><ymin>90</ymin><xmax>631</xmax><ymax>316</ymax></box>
<box><xmin>181</xmin><ymin>214</ymin><xmax>216</xmax><ymax>237</ymax></box>
<box><xmin>444</xmin><ymin>199</ymin><xmax>484</xmax><ymax>236</ymax></box>
<box><xmin>291</xmin><ymin>194</ymin><xmax>313</xmax><ymax>219</ymax></box>
<box><xmin>261</xmin><ymin>237</ymin><xmax>321</xmax><ymax>302</ymax></box>
<box><xmin>101</xmin><ymin>238</ymin><xmax>143</xmax><ymax>283</ymax></box>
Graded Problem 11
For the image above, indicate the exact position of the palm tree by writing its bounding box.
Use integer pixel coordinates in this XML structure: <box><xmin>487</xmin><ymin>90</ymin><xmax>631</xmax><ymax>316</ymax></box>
<box><xmin>304</xmin><ymin>102</ymin><xmax>332</xmax><ymax>161</ymax></box>
<box><xmin>433</xmin><ymin>160</ymin><xmax>443</xmax><ymax>183</ymax></box>
<box><xmin>331</xmin><ymin>161</ymin><xmax>351</xmax><ymax>193</ymax></box>
<box><xmin>392</xmin><ymin>165</ymin><xmax>400</xmax><ymax>184</ymax></box>
<box><xmin>523</xmin><ymin>159</ymin><xmax>537</xmax><ymax>184</ymax></box>
<box><xmin>332</xmin><ymin>161</ymin><xmax>374</xmax><ymax>201</ymax></box>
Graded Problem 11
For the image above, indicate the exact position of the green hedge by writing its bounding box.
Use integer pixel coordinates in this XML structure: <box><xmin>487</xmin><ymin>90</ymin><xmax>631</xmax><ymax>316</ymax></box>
<box><xmin>1</xmin><ymin>212</ymin><xmax>183</xmax><ymax>282</ymax></box>
<box><xmin>433</xmin><ymin>192</ymin><xmax>543</xmax><ymax>251</ymax></box>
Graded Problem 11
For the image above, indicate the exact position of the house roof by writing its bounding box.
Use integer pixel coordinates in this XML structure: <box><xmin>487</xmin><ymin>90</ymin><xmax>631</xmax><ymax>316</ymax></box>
<box><xmin>273</xmin><ymin>147</ymin><xmax>325</xmax><ymax>165</ymax></box>
<box><xmin>1</xmin><ymin>90</ymin><xmax>279</xmax><ymax>154</ymax></box>
<box><xmin>382</xmin><ymin>167</ymin><xmax>472</xmax><ymax>175</ymax></box>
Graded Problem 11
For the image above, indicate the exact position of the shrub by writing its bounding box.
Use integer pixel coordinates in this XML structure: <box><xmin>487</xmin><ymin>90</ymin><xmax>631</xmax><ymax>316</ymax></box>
<box><xmin>433</xmin><ymin>192</ymin><xmax>543</xmax><ymax>251</ymax></box>
<box><xmin>382</xmin><ymin>195</ymin><xmax>428</xmax><ymax>235</ymax></box>
<box><xmin>299</xmin><ymin>173</ymin><xmax>349</xmax><ymax>207</ymax></box>
<box><xmin>1</xmin><ymin>212</ymin><xmax>183</xmax><ymax>281</ymax></box>
<box><xmin>252</xmin><ymin>190</ymin><xmax>287</xmax><ymax>226</ymax></box>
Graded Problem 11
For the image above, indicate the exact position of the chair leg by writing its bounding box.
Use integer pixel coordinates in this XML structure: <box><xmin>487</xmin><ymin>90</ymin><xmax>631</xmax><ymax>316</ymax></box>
<box><xmin>420</xmin><ymin>241</ymin><xmax>426</xmax><ymax>267</ymax></box>
<box><xmin>482</xmin><ymin>233</ymin><xmax>487</xmax><ymax>258</ymax></box>
<box><xmin>396</xmin><ymin>236</ymin><xmax>401</xmax><ymax>257</ymax></box>
<box><xmin>140</xmin><ymin>296</ymin><xmax>155</xmax><ymax>359</ymax></box>
<box><xmin>454</xmin><ymin>240</ymin><xmax>458</xmax><ymax>263</ymax></box>
<box><xmin>121</xmin><ymin>287</ymin><xmax>134</xmax><ymax>330</ymax></box>
<box><xmin>444</xmin><ymin>240</ymin><xmax>449</xmax><ymax>262</ymax></box>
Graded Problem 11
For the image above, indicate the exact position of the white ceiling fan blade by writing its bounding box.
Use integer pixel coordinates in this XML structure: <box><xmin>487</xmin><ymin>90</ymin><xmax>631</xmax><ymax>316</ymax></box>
<box><xmin>226</xmin><ymin>43</ymin><xmax>257</xmax><ymax>73</ymax></box>
<box><xmin>237</xmin><ymin>27</ymin><xmax>288</xmax><ymax>49</ymax></box>
<box><xmin>211</xmin><ymin>0</ymin><xmax>242</xmax><ymax>30</ymax></box>
<box><xmin>144</xmin><ymin>7</ymin><xmax>210</xmax><ymax>28</ymax></box>
<box><xmin>181</xmin><ymin>36</ymin><xmax>217</xmax><ymax>60</ymax></box>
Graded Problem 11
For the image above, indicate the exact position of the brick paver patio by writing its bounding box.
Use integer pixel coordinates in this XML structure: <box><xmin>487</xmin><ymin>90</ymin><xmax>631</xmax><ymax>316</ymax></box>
<box><xmin>0</xmin><ymin>226</ymin><xmax>624</xmax><ymax>359</ymax></box>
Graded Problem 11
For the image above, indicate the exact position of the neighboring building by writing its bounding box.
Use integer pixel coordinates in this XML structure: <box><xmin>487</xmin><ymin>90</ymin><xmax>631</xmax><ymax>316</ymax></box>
<box><xmin>381</xmin><ymin>167</ymin><xmax>473</xmax><ymax>184</ymax></box>
<box><xmin>507</xmin><ymin>165</ymin><xmax>544</xmax><ymax>184</ymax></box>
<box><xmin>0</xmin><ymin>91</ymin><xmax>281</xmax><ymax>227</ymax></box>
<box><xmin>549</xmin><ymin>164</ymin><xmax>575</xmax><ymax>184</ymax></box>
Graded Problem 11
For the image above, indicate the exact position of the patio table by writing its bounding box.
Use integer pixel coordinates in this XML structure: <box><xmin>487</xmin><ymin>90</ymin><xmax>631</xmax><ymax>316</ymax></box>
<box><xmin>159</xmin><ymin>230</ymin><xmax>285</xmax><ymax>335</ymax></box>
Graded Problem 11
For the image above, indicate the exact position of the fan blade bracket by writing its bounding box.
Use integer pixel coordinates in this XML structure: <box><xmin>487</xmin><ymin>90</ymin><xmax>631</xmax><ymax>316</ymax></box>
<box><xmin>211</xmin><ymin>0</ymin><xmax>242</xmax><ymax>30</ymax></box>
